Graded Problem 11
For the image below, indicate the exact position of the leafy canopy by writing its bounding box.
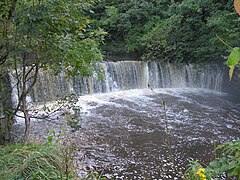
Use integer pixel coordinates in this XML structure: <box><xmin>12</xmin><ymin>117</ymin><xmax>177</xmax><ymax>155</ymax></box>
<box><xmin>0</xmin><ymin>0</ymin><xmax>105</xmax><ymax>76</ymax></box>
<box><xmin>91</xmin><ymin>0</ymin><xmax>240</xmax><ymax>63</ymax></box>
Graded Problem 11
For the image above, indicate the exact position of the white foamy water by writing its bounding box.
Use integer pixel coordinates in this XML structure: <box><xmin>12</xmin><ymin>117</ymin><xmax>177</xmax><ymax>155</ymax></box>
<box><xmin>76</xmin><ymin>88</ymin><xmax>227</xmax><ymax>117</ymax></box>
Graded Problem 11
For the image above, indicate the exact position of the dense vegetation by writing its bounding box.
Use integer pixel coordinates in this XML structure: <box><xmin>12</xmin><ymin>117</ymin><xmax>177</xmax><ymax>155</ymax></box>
<box><xmin>91</xmin><ymin>0</ymin><xmax>240</xmax><ymax>63</ymax></box>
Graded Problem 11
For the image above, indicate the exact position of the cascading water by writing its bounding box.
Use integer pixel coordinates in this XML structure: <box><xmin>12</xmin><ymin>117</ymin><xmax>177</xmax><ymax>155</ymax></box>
<box><xmin>28</xmin><ymin>61</ymin><xmax>224</xmax><ymax>102</ymax></box>
<box><xmin>147</xmin><ymin>62</ymin><xmax>223</xmax><ymax>89</ymax></box>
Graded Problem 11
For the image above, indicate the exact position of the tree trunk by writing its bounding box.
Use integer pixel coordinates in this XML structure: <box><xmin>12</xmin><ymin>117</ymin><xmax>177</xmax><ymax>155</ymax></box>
<box><xmin>0</xmin><ymin>73</ymin><xmax>13</xmax><ymax>145</ymax></box>
<box><xmin>21</xmin><ymin>55</ymin><xmax>30</xmax><ymax>143</ymax></box>
<box><xmin>22</xmin><ymin>96</ymin><xmax>30</xmax><ymax>143</ymax></box>
<box><xmin>18</xmin><ymin>53</ymin><xmax>39</xmax><ymax>143</ymax></box>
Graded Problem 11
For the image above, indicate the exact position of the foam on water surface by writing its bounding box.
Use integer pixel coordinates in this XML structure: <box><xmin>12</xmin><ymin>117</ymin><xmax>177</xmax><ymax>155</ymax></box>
<box><xmin>13</xmin><ymin>88</ymin><xmax>239</xmax><ymax>179</ymax></box>
<box><xmin>72</xmin><ymin>88</ymin><xmax>240</xmax><ymax>179</ymax></box>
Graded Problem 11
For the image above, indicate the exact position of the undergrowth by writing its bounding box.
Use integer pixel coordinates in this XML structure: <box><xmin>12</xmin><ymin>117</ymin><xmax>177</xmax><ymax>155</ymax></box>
<box><xmin>185</xmin><ymin>140</ymin><xmax>240</xmax><ymax>180</ymax></box>
<box><xmin>0</xmin><ymin>142</ymin><xmax>72</xmax><ymax>179</ymax></box>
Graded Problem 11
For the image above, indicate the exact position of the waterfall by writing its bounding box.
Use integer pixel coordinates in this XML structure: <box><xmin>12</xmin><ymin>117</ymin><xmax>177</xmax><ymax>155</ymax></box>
<box><xmin>11</xmin><ymin>61</ymin><xmax>224</xmax><ymax>103</ymax></box>
<box><xmin>147</xmin><ymin>62</ymin><xmax>224</xmax><ymax>90</ymax></box>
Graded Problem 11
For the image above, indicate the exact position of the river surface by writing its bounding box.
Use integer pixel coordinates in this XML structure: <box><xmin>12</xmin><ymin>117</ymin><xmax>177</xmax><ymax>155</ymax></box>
<box><xmin>75</xmin><ymin>88</ymin><xmax>240</xmax><ymax>179</ymax></box>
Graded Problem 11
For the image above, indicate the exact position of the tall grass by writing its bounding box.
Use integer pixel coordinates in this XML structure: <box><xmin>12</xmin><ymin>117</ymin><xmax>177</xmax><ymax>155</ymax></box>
<box><xmin>0</xmin><ymin>142</ymin><xmax>70</xmax><ymax>179</ymax></box>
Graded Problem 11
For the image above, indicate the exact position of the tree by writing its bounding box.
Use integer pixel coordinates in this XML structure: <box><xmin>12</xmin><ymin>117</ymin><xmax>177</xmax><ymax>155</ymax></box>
<box><xmin>0</xmin><ymin>0</ymin><xmax>105</xmax><ymax>143</ymax></box>
<box><xmin>142</xmin><ymin>0</ymin><xmax>240</xmax><ymax>63</ymax></box>
<box><xmin>91</xmin><ymin>0</ymin><xmax>169</xmax><ymax>57</ymax></box>
<box><xmin>0</xmin><ymin>69</ymin><xmax>12</xmax><ymax>144</ymax></box>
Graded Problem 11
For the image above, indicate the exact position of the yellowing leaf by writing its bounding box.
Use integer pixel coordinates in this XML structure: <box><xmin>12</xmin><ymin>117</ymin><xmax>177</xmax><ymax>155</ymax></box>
<box><xmin>234</xmin><ymin>0</ymin><xmax>240</xmax><ymax>15</ymax></box>
<box><xmin>229</xmin><ymin>66</ymin><xmax>235</xmax><ymax>81</ymax></box>
<box><xmin>79</xmin><ymin>25</ymin><xmax>86</xmax><ymax>30</ymax></box>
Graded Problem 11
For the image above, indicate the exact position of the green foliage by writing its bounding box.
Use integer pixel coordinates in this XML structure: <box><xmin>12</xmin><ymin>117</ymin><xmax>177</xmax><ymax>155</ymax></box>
<box><xmin>0</xmin><ymin>0</ymin><xmax>105</xmax><ymax>142</ymax></box>
<box><xmin>1</xmin><ymin>0</ymin><xmax>105</xmax><ymax>75</ymax></box>
<box><xmin>210</xmin><ymin>140</ymin><xmax>240</xmax><ymax>177</ymax></box>
<box><xmin>142</xmin><ymin>0</ymin><xmax>239</xmax><ymax>63</ymax></box>
<box><xmin>185</xmin><ymin>162</ymin><xmax>206</xmax><ymax>180</ymax></box>
<box><xmin>91</xmin><ymin>0</ymin><xmax>168</xmax><ymax>56</ymax></box>
<box><xmin>0</xmin><ymin>142</ymin><xmax>73</xmax><ymax>179</ymax></box>
<box><xmin>141</xmin><ymin>20</ymin><xmax>171</xmax><ymax>61</ymax></box>
<box><xmin>49</xmin><ymin>37</ymin><xmax>103</xmax><ymax>77</ymax></box>
<box><xmin>185</xmin><ymin>140</ymin><xmax>240</xmax><ymax>180</ymax></box>
<box><xmin>0</xmin><ymin>73</ymin><xmax>13</xmax><ymax>145</ymax></box>
<box><xmin>227</xmin><ymin>47</ymin><xmax>240</xmax><ymax>80</ymax></box>
<box><xmin>84</xmin><ymin>172</ymin><xmax>108</xmax><ymax>180</ymax></box>
<box><xmin>92</xmin><ymin>0</ymin><xmax>240</xmax><ymax>63</ymax></box>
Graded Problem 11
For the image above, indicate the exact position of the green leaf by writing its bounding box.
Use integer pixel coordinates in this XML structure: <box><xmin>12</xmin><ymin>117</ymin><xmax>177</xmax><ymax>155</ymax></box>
<box><xmin>228</xmin><ymin>166</ymin><xmax>240</xmax><ymax>177</ymax></box>
<box><xmin>227</xmin><ymin>47</ymin><xmax>240</xmax><ymax>80</ymax></box>
<box><xmin>227</xmin><ymin>47</ymin><xmax>240</xmax><ymax>67</ymax></box>
<box><xmin>47</xmin><ymin>136</ymin><xmax>53</xmax><ymax>143</ymax></box>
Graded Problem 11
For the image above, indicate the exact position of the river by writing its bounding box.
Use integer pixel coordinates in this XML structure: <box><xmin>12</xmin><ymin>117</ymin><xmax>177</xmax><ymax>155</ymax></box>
<box><xmin>74</xmin><ymin>88</ymin><xmax>240</xmax><ymax>179</ymax></box>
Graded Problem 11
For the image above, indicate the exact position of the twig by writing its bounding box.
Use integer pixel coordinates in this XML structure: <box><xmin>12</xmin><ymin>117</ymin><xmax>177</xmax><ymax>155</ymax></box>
<box><xmin>13</xmin><ymin>99</ymin><xmax>70</xmax><ymax>126</ymax></box>
<box><xmin>216</xmin><ymin>34</ymin><xmax>233</xmax><ymax>49</ymax></box>
<box><xmin>228</xmin><ymin>114</ymin><xmax>240</xmax><ymax>123</ymax></box>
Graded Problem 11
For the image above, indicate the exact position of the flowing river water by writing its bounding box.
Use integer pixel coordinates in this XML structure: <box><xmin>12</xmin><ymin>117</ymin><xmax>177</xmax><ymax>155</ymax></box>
<box><xmin>73</xmin><ymin>88</ymin><xmax>240</xmax><ymax>179</ymax></box>
<box><xmin>11</xmin><ymin>61</ymin><xmax>240</xmax><ymax>179</ymax></box>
